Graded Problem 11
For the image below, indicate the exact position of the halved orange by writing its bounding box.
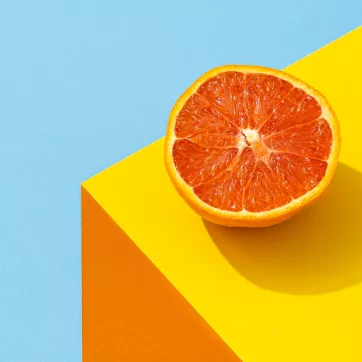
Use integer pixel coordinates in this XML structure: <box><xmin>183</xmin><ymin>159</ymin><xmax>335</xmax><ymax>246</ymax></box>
<box><xmin>164</xmin><ymin>65</ymin><xmax>341</xmax><ymax>227</ymax></box>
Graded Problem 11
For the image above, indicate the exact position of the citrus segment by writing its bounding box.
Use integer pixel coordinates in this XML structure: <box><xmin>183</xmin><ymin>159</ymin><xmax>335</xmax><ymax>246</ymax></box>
<box><xmin>244</xmin><ymin>73</ymin><xmax>294</xmax><ymax>129</ymax></box>
<box><xmin>188</xmin><ymin>133</ymin><xmax>239</xmax><ymax>148</ymax></box>
<box><xmin>259</xmin><ymin>87</ymin><xmax>322</xmax><ymax>136</ymax></box>
<box><xmin>264</xmin><ymin>118</ymin><xmax>332</xmax><ymax>160</ymax></box>
<box><xmin>172</xmin><ymin>140</ymin><xmax>238</xmax><ymax>187</ymax></box>
<box><xmin>175</xmin><ymin>93</ymin><xmax>239</xmax><ymax>138</ymax></box>
<box><xmin>165</xmin><ymin>66</ymin><xmax>340</xmax><ymax>226</ymax></box>
<box><xmin>196</xmin><ymin>72</ymin><xmax>247</xmax><ymax>128</ymax></box>
<box><xmin>193</xmin><ymin>147</ymin><xmax>256</xmax><ymax>211</ymax></box>
<box><xmin>244</xmin><ymin>154</ymin><xmax>328</xmax><ymax>212</ymax></box>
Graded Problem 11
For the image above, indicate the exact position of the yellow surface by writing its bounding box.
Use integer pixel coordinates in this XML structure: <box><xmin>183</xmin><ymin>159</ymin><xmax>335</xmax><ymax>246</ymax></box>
<box><xmin>83</xmin><ymin>27</ymin><xmax>362</xmax><ymax>362</ymax></box>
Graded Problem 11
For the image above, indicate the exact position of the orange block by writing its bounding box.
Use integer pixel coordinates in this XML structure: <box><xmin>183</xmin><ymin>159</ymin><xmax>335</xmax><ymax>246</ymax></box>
<box><xmin>82</xmin><ymin>188</ymin><xmax>242</xmax><ymax>362</ymax></box>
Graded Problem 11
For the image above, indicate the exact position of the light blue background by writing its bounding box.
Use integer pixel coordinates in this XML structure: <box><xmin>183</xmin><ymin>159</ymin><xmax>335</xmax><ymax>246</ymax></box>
<box><xmin>0</xmin><ymin>0</ymin><xmax>360</xmax><ymax>360</ymax></box>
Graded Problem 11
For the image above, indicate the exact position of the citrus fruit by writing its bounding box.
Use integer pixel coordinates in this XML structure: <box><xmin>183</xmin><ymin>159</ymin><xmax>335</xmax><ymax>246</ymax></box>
<box><xmin>164</xmin><ymin>65</ymin><xmax>340</xmax><ymax>227</ymax></box>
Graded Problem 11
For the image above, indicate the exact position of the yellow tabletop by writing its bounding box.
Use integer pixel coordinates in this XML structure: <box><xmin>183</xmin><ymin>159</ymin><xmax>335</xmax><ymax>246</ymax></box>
<box><xmin>83</xmin><ymin>27</ymin><xmax>362</xmax><ymax>362</ymax></box>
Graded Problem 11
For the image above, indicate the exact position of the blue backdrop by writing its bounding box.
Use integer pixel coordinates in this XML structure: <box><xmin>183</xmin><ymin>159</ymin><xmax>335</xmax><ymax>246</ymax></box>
<box><xmin>0</xmin><ymin>1</ymin><xmax>360</xmax><ymax>360</ymax></box>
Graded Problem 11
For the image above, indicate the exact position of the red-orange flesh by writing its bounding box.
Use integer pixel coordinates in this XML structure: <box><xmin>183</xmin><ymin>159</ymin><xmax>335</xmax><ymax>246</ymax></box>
<box><xmin>172</xmin><ymin>71</ymin><xmax>332</xmax><ymax>213</ymax></box>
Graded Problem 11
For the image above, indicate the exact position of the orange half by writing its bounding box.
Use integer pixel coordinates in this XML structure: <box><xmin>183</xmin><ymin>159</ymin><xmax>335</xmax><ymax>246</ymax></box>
<box><xmin>165</xmin><ymin>65</ymin><xmax>341</xmax><ymax>227</ymax></box>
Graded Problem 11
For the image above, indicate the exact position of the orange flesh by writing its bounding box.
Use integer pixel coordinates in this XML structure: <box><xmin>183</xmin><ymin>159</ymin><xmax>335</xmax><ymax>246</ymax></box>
<box><xmin>173</xmin><ymin>71</ymin><xmax>332</xmax><ymax>213</ymax></box>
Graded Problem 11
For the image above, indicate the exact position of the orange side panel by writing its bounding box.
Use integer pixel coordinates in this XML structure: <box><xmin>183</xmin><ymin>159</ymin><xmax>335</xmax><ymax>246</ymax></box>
<box><xmin>82</xmin><ymin>187</ymin><xmax>242</xmax><ymax>362</ymax></box>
